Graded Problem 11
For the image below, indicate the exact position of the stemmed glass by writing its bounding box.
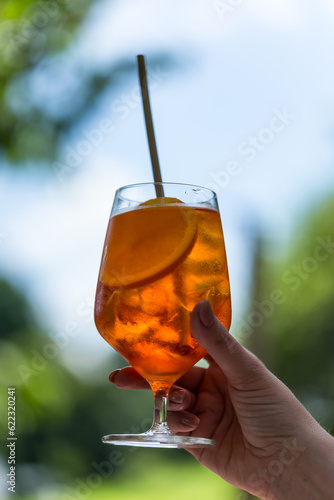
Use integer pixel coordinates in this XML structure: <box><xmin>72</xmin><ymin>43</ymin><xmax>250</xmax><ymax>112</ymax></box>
<box><xmin>94</xmin><ymin>182</ymin><xmax>231</xmax><ymax>448</ymax></box>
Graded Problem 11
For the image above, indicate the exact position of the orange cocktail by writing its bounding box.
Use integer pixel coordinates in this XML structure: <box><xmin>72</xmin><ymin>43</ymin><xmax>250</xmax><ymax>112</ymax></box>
<box><xmin>95</xmin><ymin>199</ymin><xmax>231</xmax><ymax>392</ymax></box>
<box><xmin>94</xmin><ymin>182</ymin><xmax>231</xmax><ymax>448</ymax></box>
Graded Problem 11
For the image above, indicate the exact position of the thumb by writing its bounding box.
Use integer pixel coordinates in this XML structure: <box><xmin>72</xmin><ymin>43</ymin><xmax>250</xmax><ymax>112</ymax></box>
<box><xmin>191</xmin><ymin>300</ymin><xmax>266</xmax><ymax>385</ymax></box>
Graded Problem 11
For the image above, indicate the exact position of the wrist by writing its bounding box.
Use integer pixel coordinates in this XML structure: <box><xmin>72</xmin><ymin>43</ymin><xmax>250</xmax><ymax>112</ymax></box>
<box><xmin>271</xmin><ymin>425</ymin><xmax>334</xmax><ymax>500</ymax></box>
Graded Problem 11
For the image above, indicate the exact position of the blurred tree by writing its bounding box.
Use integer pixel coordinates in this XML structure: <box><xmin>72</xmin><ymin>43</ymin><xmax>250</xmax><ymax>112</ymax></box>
<box><xmin>0</xmin><ymin>0</ymin><xmax>173</xmax><ymax>170</ymax></box>
<box><xmin>245</xmin><ymin>196</ymin><xmax>334</xmax><ymax>435</ymax></box>
<box><xmin>0</xmin><ymin>278</ymin><xmax>152</xmax><ymax>496</ymax></box>
<box><xmin>0</xmin><ymin>0</ymin><xmax>94</xmax><ymax>162</ymax></box>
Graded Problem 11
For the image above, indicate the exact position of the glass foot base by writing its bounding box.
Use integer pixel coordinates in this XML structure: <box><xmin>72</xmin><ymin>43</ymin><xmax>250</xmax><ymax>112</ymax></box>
<box><xmin>102</xmin><ymin>432</ymin><xmax>216</xmax><ymax>449</ymax></box>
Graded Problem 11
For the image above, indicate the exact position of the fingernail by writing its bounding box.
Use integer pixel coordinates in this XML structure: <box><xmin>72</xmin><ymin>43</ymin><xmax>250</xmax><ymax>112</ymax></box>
<box><xmin>109</xmin><ymin>369</ymin><xmax>120</xmax><ymax>383</ymax></box>
<box><xmin>181</xmin><ymin>415</ymin><xmax>200</xmax><ymax>428</ymax></box>
<box><xmin>169</xmin><ymin>389</ymin><xmax>186</xmax><ymax>404</ymax></box>
<box><xmin>199</xmin><ymin>300</ymin><xmax>215</xmax><ymax>328</ymax></box>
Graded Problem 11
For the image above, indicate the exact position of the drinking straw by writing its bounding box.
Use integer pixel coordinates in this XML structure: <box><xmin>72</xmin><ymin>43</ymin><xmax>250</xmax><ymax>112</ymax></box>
<box><xmin>137</xmin><ymin>55</ymin><xmax>164</xmax><ymax>198</ymax></box>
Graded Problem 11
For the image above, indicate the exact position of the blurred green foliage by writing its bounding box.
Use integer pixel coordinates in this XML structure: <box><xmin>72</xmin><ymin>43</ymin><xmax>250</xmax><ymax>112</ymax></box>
<box><xmin>12</xmin><ymin>456</ymin><xmax>240</xmax><ymax>500</ymax></box>
<box><xmin>245</xmin><ymin>196</ymin><xmax>334</xmax><ymax>435</ymax></box>
<box><xmin>0</xmin><ymin>0</ymin><xmax>94</xmax><ymax>163</ymax></box>
<box><xmin>0</xmin><ymin>0</ymin><xmax>172</xmax><ymax>169</ymax></box>
<box><xmin>0</xmin><ymin>279</ymin><xmax>153</xmax><ymax>496</ymax></box>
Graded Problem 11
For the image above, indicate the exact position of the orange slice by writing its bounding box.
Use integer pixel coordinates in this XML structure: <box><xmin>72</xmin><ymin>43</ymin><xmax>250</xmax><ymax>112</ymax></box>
<box><xmin>101</xmin><ymin>198</ymin><xmax>198</xmax><ymax>289</ymax></box>
<box><xmin>140</xmin><ymin>197</ymin><xmax>184</xmax><ymax>207</ymax></box>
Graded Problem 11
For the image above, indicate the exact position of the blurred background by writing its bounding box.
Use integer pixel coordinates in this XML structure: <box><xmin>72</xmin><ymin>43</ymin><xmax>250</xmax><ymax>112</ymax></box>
<box><xmin>1</xmin><ymin>0</ymin><xmax>334</xmax><ymax>498</ymax></box>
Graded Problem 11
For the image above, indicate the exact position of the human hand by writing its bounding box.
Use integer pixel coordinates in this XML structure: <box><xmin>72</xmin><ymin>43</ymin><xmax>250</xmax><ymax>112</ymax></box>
<box><xmin>109</xmin><ymin>300</ymin><xmax>334</xmax><ymax>499</ymax></box>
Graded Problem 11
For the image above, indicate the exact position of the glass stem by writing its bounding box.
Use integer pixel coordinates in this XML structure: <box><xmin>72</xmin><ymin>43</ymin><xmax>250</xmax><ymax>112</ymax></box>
<box><xmin>151</xmin><ymin>389</ymin><xmax>170</xmax><ymax>433</ymax></box>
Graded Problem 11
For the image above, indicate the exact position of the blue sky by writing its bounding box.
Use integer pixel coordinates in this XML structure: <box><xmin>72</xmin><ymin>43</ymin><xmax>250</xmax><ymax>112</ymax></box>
<box><xmin>1</xmin><ymin>0</ymin><xmax>334</xmax><ymax>377</ymax></box>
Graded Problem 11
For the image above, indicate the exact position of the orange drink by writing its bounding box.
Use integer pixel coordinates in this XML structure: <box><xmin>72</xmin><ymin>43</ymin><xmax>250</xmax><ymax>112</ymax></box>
<box><xmin>95</xmin><ymin>182</ymin><xmax>231</xmax><ymax>448</ymax></box>
<box><xmin>95</xmin><ymin>198</ymin><xmax>231</xmax><ymax>393</ymax></box>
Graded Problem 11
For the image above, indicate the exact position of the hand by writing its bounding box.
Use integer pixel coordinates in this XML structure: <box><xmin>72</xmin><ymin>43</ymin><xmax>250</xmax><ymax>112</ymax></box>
<box><xmin>109</xmin><ymin>300</ymin><xmax>334</xmax><ymax>499</ymax></box>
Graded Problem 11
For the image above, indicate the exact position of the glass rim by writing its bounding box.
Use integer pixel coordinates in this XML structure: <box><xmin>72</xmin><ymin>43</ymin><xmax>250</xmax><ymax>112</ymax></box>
<box><xmin>115</xmin><ymin>182</ymin><xmax>217</xmax><ymax>203</ymax></box>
